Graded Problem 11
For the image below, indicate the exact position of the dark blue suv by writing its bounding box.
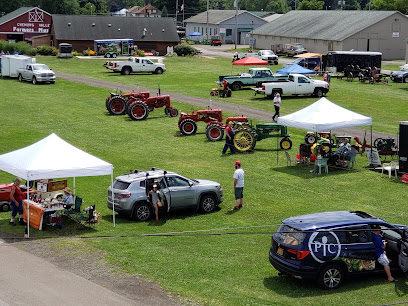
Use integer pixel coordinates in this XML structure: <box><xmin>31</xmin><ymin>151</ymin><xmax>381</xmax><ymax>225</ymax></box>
<box><xmin>269</xmin><ymin>211</ymin><xmax>408</xmax><ymax>289</ymax></box>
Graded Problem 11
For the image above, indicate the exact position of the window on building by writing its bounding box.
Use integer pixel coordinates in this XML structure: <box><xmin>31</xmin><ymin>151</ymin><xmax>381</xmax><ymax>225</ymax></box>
<box><xmin>314</xmin><ymin>39</ymin><xmax>318</xmax><ymax>44</ymax></box>
<box><xmin>194</xmin><ymin>27</ymin><xmax>196</xmax><ymax>32</ymax></box>
<box><xmin>202</xmin><ymin>27</ymin><xmax>204</xmax><ymax>34</ymax></box>
<box><xmin>210</xmin><ymin>28</ymin><xmax>212</xmax><ymax>35</ymax></box>
<box><xmin>226</xmin><ymin>29</ymin><xmax>232</xmax><ymax>36</ymax></box>
<box><xmin>328</xmin><ymin>41</ymin><xmax>334</xmax><ymax>51</ymax></box>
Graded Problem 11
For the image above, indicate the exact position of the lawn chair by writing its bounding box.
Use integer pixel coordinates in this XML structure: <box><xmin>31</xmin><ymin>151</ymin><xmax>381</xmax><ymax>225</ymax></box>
<box><xmin>381</xmin><ymin>161</ymin><xmax>398</xmax><ymax>178</ymax></box>
<box><xmin>76</xmin><ymin>205</ymin><xmax>96</xmax><ymax>229</ymax></box>
<box><xmin>65</xmin><ymin>196</ymin><xmax>82</xmax><ymax>219</ymax></box>
<box><xmin>314</xmin><ymin>157</ymin><xmax>328</xmax><ymax>175</ymax></box>
<box><xmin>285</xmin><ymin>151</ymin><xmax>300</xmax><ymax>166</ymax></box>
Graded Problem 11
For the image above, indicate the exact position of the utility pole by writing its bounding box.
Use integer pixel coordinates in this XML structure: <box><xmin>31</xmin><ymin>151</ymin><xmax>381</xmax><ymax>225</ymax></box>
<box><xmin>234</xmin><ymin>0</ymin><xmax>238</xmax><ymax>49</ymax></box>
<box><xmin>176</xmin><ymin>0</ymin><xmax>178</xmax><ymax>25</ymax></box>
<box><xmin>182</xmin><ymin>0</ymin><xmax>185</xmax><ymax>27</ymax></box>
<box><xmin>206</xmin><ymin>0</ymin><xmax>209</xmax><ymax>41</ymax></box>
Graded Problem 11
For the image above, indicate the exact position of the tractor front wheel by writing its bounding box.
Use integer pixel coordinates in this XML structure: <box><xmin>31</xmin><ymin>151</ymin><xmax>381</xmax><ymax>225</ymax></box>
<box><xmin>206</xmin><ymin>124</ymin><xmax>224</xmax><ymax>141</ymax></box>
<box><xmin>233</xmin><ymin>129</ymin><xmax>256</xmax><ymax>153</ymax></box>
<box><xmin>170</xmin><ymin>108</ymin><xmax>179</xmax><ymax>117</ymax></box>
<box><xmin>107</xmin><ymin>96</ymin><xmax>127</xmax><ymax>115</ymax></box>
<box><xmin>128</xmin><ymin>101</ymin><xmax>149</xmax><ymax>120</ymax></box>
<box><xmin>305</xmin><ymin>133</ymin><xmax>317</xmax><ymax>144</ymax></box>
<box><xmin>164</xmin><ymin>107</ymin><xmax>171</xmax><ymax>115</ymax></box>
<box><xmin>280</xmin><ymin>138</ymin><xmax>293</xmax><ymax>150</ymax></box>
<box><xmin>179</xmin><ymin>119</ymin><xmax>198</xmax><ymax>135</ymax></box>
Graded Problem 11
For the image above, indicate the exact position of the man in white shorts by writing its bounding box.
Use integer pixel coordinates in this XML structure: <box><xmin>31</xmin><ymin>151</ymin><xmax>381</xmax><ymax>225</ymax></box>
<box><xmin>372</xmin><ymin>225</ymin><xmax>397</xmax><ymax>282</ymax></box>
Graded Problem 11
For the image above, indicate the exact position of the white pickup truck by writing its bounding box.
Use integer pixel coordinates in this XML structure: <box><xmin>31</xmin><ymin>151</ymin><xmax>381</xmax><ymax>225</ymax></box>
<box><xmin>252</xmin><ymin>74</ymin><xmax>329</xmax><ymax>98</ymax></box>
<box><xmin>104</xmin><ymin>57</ymin><xmax>166</xmax><ymax>75</ymax></box>
<box><xmin>17</xmin><ymin>63</ymin><xmax>56</xmax><ymax>84</ymax></box>
<box><xmin>239</xmin><ymin>50</ymin><xmax>279</xmax><ymax>65</ymax></box>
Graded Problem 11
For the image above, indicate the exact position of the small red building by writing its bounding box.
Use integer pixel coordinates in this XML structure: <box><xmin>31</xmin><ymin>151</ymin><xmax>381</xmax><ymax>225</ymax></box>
<box><xmin>0</xmin><ymin>7</ymin><xmax>52</xmax><ymax>43</ymax></box>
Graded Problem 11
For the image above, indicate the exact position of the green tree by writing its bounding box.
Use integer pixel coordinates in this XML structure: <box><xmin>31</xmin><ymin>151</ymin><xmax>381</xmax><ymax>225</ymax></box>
<box><xmin>344</xmin><ymin>0</ymin><xmax>360</xmax><ymax>9</ymax></box>
<box><xmin>370</xmin><ymin>0</ymin><xmax>396</xmax><ymax>10</ymax></box>
<box><xmin>161</xmin><ymin>5</ymin><xmax>168</xmax><ymax>16</ymax></box>
<box><xmin>0</xmin><ymin>0</ymin><xmax>25</xmax><ymax>15</ymax></box>
<box><xmin>267</xmin><ymin>0</ymin><xmax>291</xmax><ymax>13</ymax></box>
<box><xmin>297</xmin><ymin>0</ymin><xmax>325</xmax><ymax>9</ymax></box>
<box><xmin>395</xmin><ymin>0</ymin><xmax>408</xmax><ymax>13</ymax></box>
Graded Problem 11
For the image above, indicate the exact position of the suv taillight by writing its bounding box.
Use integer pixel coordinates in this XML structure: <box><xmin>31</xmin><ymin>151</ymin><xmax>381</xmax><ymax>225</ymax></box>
<box><xmin>262</xmin><ymin>85</ymin><xmax>265</xmax><ymax>90</ymax></box>
<box><xmin>287</xmin><ymin>249</ymin><xmax>310</xmax><ymax>260</ymax></box>
<box><xmin>118</xmin><ymin>193</ymin><xmax>131</xmax><ymax>198</ymax></box>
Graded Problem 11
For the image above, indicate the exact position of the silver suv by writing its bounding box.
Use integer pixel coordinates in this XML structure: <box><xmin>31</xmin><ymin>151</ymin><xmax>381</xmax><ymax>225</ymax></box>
<box><xmin>107</xmin><ymin>168</ymin><xmax>223</xmax><ymax>221</ymax></box>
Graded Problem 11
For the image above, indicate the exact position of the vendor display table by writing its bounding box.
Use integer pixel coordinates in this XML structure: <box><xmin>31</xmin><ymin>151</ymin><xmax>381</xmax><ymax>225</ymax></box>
<box><xmin>23</xmin><ymin>200</ymin><xmax>65</xmax><ymax>230</ymax></box>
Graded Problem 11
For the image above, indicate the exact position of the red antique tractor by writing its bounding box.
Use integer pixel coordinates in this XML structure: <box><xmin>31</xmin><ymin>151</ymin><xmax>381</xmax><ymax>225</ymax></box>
<box><xmin>178</xmin><ymin>108</ymin><xmax>248</xmax><ymax>141</ymax></box>
<box><xmin>0</xmin><ymin>183</ymin><xmax>37</xmax><ymax>212</ymax></box>
<box><xmin>127</xmin><ymin>94</ymin><xmax>178</xmax><ymax>120</ymax></box>
<box><xmin>105</xmin><ymin>90</ymin><xmax>150</xmax><ymax>115</ymax></box>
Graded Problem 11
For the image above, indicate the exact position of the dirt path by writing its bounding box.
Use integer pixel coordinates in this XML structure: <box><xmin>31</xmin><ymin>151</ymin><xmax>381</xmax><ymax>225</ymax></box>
<box><xmin>56</xmin><ymin>71</ymin><xmax>396</xmax><ymax>141</ymax></box>
<box><xmin>5</xmin><ymin>237</ymin><xmax>182</xmax><ymax>305</ymax></box>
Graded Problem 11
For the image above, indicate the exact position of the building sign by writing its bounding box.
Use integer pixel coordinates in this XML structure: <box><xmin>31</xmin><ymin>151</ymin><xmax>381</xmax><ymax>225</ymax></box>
<box><xmin>219</xmin><ymin>28</ymin><xmax>226</xmax><ymax>35</ymax></box>
<box><xmin>0</xmin><ymin>8</ymin><xmax>52</xmax><ymax>36</ymax></box>
<box><xmin>393</xmin><ymin>32</ymin><xmax>400</xmax><ymax>38</ymax></box>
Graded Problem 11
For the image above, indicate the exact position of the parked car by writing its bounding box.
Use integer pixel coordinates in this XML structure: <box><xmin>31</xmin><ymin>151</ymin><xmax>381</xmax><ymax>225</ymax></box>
<box><xmin>104</xmin><ymin>57</ymin><xmax>166</xmax><ymax>75</ymax></box>
<box><xmin>269</xmin><ymin>211</ymin><xmax>408</xmax><ymax>289</ymax></box>
<box><xmin>17</xmin><ymin>63</ymin><xmax>56</xmax><ymax>84</ymax></box>
<box><xmin>107</xmin><ymin>168</ymin><xmax>223</xmax><ymax>221</ymax></box>
<box><xmin>239</xmin><ymin>50</ymin><xmax>279</xmax><ymax>65</ymax></box>
<box><xmin>283</xmin><ymin>44</ymin><xmax>308</xmax><ymax>56</ymax></box>
<box><xmin>253</xmin><ymin>74</ymin><xmax>329</xmax><ymax>98</ymax></box>
<box><xmin>210</xmin><ymin>36</ymin><xmax>222</xmax><ymax>46</ymax></box>
<box><xmin>390</xmin><ymin>67</ymin><xmax>408</xmax><ymax>83</ymax></box>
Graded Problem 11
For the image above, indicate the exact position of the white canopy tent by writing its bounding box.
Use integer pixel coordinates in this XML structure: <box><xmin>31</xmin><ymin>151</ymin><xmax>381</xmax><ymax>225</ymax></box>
<box><xmin>0</xmin><ymin>133</ymin><xmax>115</xmax><ymax>236</ymax></box>
<box><xmin>277</xmin><ymin>97</ymin><xmax>372</xmax><ymax>132</ymax></box>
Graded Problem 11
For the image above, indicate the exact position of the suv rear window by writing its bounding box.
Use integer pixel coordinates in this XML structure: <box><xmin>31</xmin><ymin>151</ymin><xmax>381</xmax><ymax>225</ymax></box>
<box><xmin>113</xmin><ymin>180</ymin><xmax>130</xmax><ymax>190</ymax></box>
<box><xmin>273</xmin><ymin>225</ymin><xmax>307</xmax><ymax>246</ymax></box>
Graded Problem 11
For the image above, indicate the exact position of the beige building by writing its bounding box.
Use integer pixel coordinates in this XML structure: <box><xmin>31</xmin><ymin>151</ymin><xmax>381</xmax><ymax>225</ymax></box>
<box><xmin>252</xmin><ymin>10</ymin><xmax>408</xmax><ymax>60</ymax></box>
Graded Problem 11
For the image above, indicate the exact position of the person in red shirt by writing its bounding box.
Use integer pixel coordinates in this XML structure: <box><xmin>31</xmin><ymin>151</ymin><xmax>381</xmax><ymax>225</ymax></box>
<box><xmin>222</xmin><ymin>121</ymin><xmax>235</xmax><ymax>154</ymax></box>
<box><xmin>9</xmin><ymin>177</ymin><xmax>24</xmax><ymax>226</ymax></box>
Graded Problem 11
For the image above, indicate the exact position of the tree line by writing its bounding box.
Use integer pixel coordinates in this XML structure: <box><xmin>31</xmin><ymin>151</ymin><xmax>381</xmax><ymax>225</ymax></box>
<box><xmin>1</xmin><ymin>0</ymin><xmax>407</xmax><ymax>17</ymax></box>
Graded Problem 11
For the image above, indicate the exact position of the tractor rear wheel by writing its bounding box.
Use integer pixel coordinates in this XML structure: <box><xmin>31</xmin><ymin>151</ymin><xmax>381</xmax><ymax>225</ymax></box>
<box><xmin>170</xmin><ymin>108</ymin><xmax>179</xmax><ymax>117</ymax></box>
<box><xmin>280</xmin><ymin>138</ymin><xmax>293</xmax><ymax>150</ymax></box>
<box><xmin>179</xmin><ymin>119</ymin><xmax>198</xmax><ymax>135</ymax></box>
<box><xmin>108</xmin><ymin>96</ymin><xmax>127</xmax><ymax>115</ymax></box>
<box><xmin>233</xmin><ymin>128</ymin><xmax>256</xmax><ymax>153</ymax></box>
<box><xmin>128</xmin><ymin>101</ymin><xmax>149</xmax><ymax>120</ymax></box>
<box><xmin>305</xmin><ymin>134</ymin><xmax>317</xmax><ymax>144</ymax></box>
<box><xmin>206</xmin><ymin>124</ymin><xmax>224</xmax><ymax>141</ymax></box>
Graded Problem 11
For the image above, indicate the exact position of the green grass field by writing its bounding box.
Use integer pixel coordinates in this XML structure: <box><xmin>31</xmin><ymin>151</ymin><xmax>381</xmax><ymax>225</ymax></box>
<box><xmin>1</xmin><ymin>55</ymin><xmax>408</xmax><ymax>305</ymax></box>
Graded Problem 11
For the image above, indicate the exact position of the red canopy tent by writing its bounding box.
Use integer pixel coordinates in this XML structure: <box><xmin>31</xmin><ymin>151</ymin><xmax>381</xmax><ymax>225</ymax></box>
<box><xmin>232</xmin><ymin>56</ymin><xmax>269</xmax><ymax>66</ymax></box>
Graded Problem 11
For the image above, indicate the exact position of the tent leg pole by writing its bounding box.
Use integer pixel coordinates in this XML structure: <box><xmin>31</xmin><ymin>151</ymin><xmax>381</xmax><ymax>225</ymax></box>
<box><xmin>371</xmin><ymin>125</ymin><xmax>373</xmax><ymax>168</ymax></box>
<box><xmin>111</xmin><ymin>174</ymin><xmax>115</xmax><ymax>227</ymax></box>
<box><xmin>27</xmin><ymin>179</ymin><xmax>29</xmax><ymax>238</ymax></box>
<box><xmin>73</xmin><ymin>177</ymin><xmax>76</xmax><ymax>199</ymax></box>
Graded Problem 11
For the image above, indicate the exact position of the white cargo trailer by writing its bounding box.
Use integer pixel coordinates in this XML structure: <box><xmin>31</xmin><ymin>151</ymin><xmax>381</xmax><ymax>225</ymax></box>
<box><xmin>1</xmin><ymin>55</ymin><xmax>35</xmax><ymax>78</ymax></box>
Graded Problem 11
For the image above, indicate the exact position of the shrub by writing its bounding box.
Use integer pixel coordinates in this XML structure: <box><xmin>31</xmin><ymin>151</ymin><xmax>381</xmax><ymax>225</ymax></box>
<box><xmin>134</xmin><ymin>49</ymin><xmax>145</xmax><ymax>57</ymax></box>
<box><xmin>36</xmin><ymin>45</ymin><xmax>54</xmax><ymax>55</ymax></box>
<box><xmin>0</xmin><ymin>40</ymin><xmax>37</xmax><ymax>56</ymax></box>
<box><xmin>52</xmin><ymin>48</ymin><xmax>58</xmax><ymax>56</ymax></box>
<box><xmin>72</xmin><ymin>51</ymin><xmax>83</xmax><ymax>56</ymax></box>
<box><xmin>83</xmin><ymin>49</ymin><xmax>90</xmax><ymax>56</ymax></box>
<box><xmin>89</xmin><ymin>49</ymin><xmax>95</xmax><ymax>56</ymax></box>
<box><xmin>174</xmin><ymin>44</ymin><xmax>197</xmax><ymax>56</ymax></box>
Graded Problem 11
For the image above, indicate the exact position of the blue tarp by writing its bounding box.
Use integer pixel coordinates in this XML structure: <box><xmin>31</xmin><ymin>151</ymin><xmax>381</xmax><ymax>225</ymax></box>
<box><xmin>276</xmin><ymin>63</ymin><xmax>315</xmax><ymax>75</ymax></box>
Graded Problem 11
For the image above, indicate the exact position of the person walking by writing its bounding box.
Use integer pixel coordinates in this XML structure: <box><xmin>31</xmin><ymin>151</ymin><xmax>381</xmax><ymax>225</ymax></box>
<box><xmin>222</xmin><ymin>121</ymin><xmax>235</xmax><ymax>154</ymax></box>
<box><xmin>272</xmin><ymin>93</ymin><xmax>281</xmax><ymax>122</ymax></box>
<box><xmin>233</xmin><ymin>161</ymin><xmax>244</xmax><ymax>210</ymax></box>
<box><xmin>372</xmin><ymin>225</ymin><xmax>397</xmax><ymax>282</ymax></box>
<box><xmin>9</xmin><ymin>177</ymin><xmax>25</xmax><ymax>226</ymax></box>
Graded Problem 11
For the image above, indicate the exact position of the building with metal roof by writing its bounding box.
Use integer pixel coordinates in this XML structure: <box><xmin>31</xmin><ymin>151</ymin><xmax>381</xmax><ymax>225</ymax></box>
<box><xmin>184</xmin><ymin>10</ymin><xmax>266</xmax><ymax>44</ymax></box>
<box><xmin>252</xmin><ymin>10</ymin><xmax>408</xmax><ymax>60</ymax></box>
<box><xmin>49</xmin><ymin>14</ymin><xmax>179</xmax><ymax>55</ymax></box>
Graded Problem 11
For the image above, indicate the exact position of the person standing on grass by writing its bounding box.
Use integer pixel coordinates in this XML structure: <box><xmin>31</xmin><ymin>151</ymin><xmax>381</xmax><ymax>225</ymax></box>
<box><xmin>222</xmin><ymin>121</ymin><xmax>235</xmax><ymax>154</ymax></box>
<box><xmin>233</xmin><ymin>161</ymin><xmax>244</xmax><ymax>210</ymax></box>
<box><xmin>149</xmin><ymin>184</ymin><xmax>163</xmax><ymax>221</ymax></box>
<box><xmin>272</xmin><ymin>93</ymin><xmax>281</xmax><ymax>122</ymax></box>
<box><xmin>9</xmin><ymin>177</ymin><xmax>24</xmax><ymax>226</ymax></box>
<box><xmin>372</xmin><ymin>225</ymin><xmax>397</xmax><ymax>282</ymax></box>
